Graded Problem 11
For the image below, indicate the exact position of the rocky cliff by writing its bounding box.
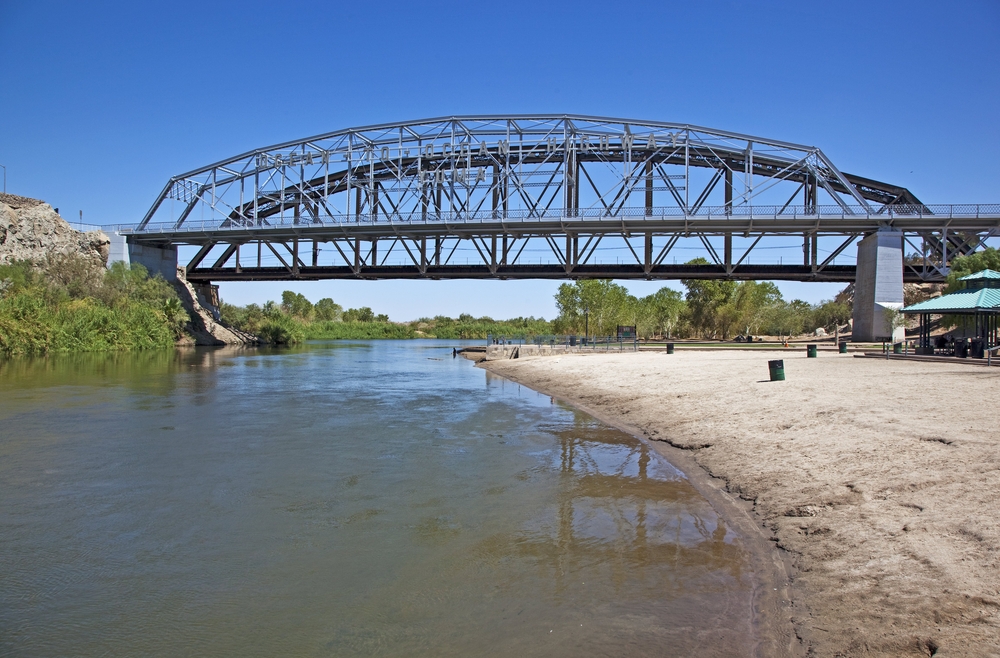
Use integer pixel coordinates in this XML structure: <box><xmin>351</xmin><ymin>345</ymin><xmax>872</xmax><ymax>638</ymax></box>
<box><xmin>0</xmin><ymin>193</ymin><xmax>110</xmax><ymax>267</ymax></box>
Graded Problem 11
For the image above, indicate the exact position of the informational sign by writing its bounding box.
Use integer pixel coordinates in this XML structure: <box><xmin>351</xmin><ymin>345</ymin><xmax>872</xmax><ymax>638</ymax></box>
<box><xmin>617</xmin><ymin>325</ymin><xmax>636</xmax><ymax>340</ymax></box>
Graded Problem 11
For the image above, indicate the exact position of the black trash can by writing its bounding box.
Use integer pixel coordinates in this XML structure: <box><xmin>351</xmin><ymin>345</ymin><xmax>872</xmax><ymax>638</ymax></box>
<box><xmin>956</xmin><ymin>340</ymin><xmax>969</xmax><ymax>358</ymax></box>
<box><xmin>971</xmin><ymin>338</ymin><xmax>985</xmax><ymax>359</ymax></box>
<box><xmin>839</xmin><ymin>341</ymin><xmax>848</xmax><ymax>354</ymax></box>
<box><xmin>893</xmin><ymin>342</ymin><xmax>902</xmax><ymax>354</ymax></box>
<box><xmin>768</xmin><ymin>359</ymin><xmax>785</xmax><ymax>381</ymax></box>
<box><xmin>569</xmin><ymin>335</ymin><xmax>577</xmax><ymax>347</ymax></box>
<box><xmin>666</xmin><ymin>343</ymin><xmax>675</xmax><ymax>354</ymax></box>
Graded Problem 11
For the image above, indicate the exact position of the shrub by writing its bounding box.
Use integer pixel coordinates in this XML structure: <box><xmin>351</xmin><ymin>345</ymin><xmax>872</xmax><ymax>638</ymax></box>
<box><xmin>0</xmin><ymin>260</ymin><xmax>184</xmax><ymax>356</ymax></box>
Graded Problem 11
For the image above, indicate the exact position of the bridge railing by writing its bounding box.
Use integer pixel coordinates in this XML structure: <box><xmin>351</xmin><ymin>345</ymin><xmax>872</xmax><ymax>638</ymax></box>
<box><xmin>119</xmin><ymin>203</ymin><xmax>1000</xmax><ymax>234</ymax></box>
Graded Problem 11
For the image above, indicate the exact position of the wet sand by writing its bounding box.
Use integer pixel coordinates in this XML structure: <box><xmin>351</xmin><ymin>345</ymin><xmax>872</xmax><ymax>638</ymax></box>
<box><xmin>479</xmin><ymin>350</ymin><xmax>1000</xmax><ymax>657</ymax></box>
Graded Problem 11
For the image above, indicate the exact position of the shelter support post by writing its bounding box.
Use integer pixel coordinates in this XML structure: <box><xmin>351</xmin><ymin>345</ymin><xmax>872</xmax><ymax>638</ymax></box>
<box><xmin>917</xmin><ymin>313</ymin><xmax>931</xmax><ymax>354</ymax></box>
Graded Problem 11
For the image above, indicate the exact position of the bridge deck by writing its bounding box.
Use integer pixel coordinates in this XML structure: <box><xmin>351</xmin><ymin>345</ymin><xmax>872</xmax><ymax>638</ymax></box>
<box><xmin>119</xmin><ymin>207</ymin><xmax>1000</xmax><ymax>284</ymax></box>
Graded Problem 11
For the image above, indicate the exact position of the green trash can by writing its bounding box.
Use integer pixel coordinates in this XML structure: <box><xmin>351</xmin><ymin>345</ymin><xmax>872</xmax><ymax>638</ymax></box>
<box><xmin>666</xmin><ymin>343</ymin><xmax>675</xmax><ymax>354</ymax></box>
<box><xmin>839</xmin><ymin>341</ymin><xmax>848</xmax><ymax>354</ymax></box>
<box><xmin>807</xmin><ymin>344</ymin><xmax>818</xmax><ymax>358</ymax></box>
<box><xmin>893</xmin><ymin>342</ymin><xmax>902</xmax><ymax>354</ymax></box>
<box><xmin>768</xmin><ymin>359</ymin><xmax>785</xmax><ymax>381</ymax></box>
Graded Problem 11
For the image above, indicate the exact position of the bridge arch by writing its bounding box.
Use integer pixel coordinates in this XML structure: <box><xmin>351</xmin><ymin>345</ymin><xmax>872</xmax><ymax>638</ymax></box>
<box><xmin>139</xmin><ymin>115</ymin><xmax>924</xmax><ymax>232</ymax></box>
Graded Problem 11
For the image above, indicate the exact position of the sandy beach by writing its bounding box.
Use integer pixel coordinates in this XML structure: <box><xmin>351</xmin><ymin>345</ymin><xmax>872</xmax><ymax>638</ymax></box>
<box><xmin>478</xmin><ymin>349</ymin><xmax>1000</xmax><ymax>657</ymax></box>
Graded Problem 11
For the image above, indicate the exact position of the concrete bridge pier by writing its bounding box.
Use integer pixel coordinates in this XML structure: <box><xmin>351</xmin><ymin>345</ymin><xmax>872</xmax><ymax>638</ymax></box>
<box><xmin>852</xmin><ymin>229</ymin><xmax>905</xmax><ymax>343</ymax></box>
<box><xmin>127</xmin><ymin>241</ymin><xmax>178</xmax><ymax>281</ymax></box>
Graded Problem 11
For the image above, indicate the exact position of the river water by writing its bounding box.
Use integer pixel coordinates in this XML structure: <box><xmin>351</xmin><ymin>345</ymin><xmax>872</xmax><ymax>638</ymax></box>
<box><xmin>0</xmin><ymin>341</ymin><xmax>754</xmax><ymax>656</ymax></box>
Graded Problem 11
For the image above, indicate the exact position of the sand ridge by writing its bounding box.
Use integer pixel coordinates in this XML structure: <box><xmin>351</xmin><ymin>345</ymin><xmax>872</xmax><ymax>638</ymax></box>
<box><xmin>480</xmin><ymin>350</ymin><xmax>1000</xmax><ymax>657</ymax></box>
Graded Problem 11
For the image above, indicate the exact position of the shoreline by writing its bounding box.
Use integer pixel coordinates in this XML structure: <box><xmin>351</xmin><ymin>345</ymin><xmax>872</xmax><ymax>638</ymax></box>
<box><xmin>477</xmin><ymin>350</ymin><xmax>1000</xmax><ymax>657</ymax></box>
<box><xmin>477</xmin><ymin>354</ymin><xmax>800</xmax><ymax>658</ymax></box>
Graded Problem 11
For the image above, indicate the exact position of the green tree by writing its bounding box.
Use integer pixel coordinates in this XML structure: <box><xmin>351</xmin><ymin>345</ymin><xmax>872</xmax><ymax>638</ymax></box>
<box><xmin>945</xmin><ymin>247</ymin><xmax>1000</xmax><ymax>292</ymax></box>
<box><xmin>554</xmin><ymin>279</ymin><xmax>633</xmax><ymax>337</ymax></box>
<box><xmin>314</xmin><ymin>297</ymin><xmax>343</xmax><ymax>322</ymax></box>
<box><xmin>681</xmin><ymin>259</ymin><xmax>738</xmax><ymax>338</ymax></box>
<box><xmin>767</xmin><ymin>299</ymin><xmax>813</xmax><ymax>341</ymax></box>
<box><xmin>554</xmin><ymin>282</ymin><xmax>583</xmax><ymax>332</ymax></box>
<box><xmin>262</xmin><ymin>300</ymin><xmax>280</xmax><ymax>317</ymax></box>
<box><xmin>732</xmin><ymin>281</ymin><xmax>783</xmax><ymax>337</ymax></box>
<box><xmin>714</xmin><ymin>300</ymin><xmax>741</xmax><ymax>340</ymax></box>
<box><xmin>280</xmin><ymin>291</ymin><xmax>314</xmax><ymax>320</ymax></box>
<box><xmin>343</xmin><ymin>306</ymin><xmax>376</xmax><ymax>322</ymax></box>
<box><xmin>812</xmin><ymin>299</ymin><xmax>852</xmax><ymax>333</ymax></box>
<box><xmin>644</xmin><ymin>287</ymin><xmax>686</xmax><ymax>338</ymax></box>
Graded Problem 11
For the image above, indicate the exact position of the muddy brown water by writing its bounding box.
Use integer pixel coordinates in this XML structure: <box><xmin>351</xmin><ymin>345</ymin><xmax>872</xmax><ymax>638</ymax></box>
<box><xmin>0</xmin><ymin>341</ymin><xmax>755</xmax><ymax>656</ymax></box>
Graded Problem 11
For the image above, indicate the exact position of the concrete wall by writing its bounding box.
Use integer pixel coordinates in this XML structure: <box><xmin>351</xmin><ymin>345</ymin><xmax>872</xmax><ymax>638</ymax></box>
<box><xmin>127</xmin><ymin>242</ymin><xmax>177</xmax><ymax>281</ymax></box>
<box><xmin>852</xmin><ymin>230</ymin><xmax>905</xmax><ymax>342</ymax></box>
<box><xmin>107</xmin><ymin>232</ymin><xmax>129</xmax><ymax>266</ymax></box>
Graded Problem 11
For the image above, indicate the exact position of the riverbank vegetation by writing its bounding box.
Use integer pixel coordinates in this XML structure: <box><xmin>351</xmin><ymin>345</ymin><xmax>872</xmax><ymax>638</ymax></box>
<box><xmin>0</xmin><ymin>257</ymin><xmax>187</xmax><ymax>355</ymax></box>
<box><xmin>220</xmin><ymin>291</ymin><xmax>553</xmax><ymax>343</ymax></box>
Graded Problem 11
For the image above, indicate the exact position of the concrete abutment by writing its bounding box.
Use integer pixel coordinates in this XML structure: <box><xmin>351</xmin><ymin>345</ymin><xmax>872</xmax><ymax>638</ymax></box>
<box><xmin>126</xmin><ymin>241</ymin><xmax>178</xmax><ymax>282</ymax></box>
<box><xmin>852</xmin><ymin>230</ymin><xmax>905</xmax><ymax>343</ymax></box>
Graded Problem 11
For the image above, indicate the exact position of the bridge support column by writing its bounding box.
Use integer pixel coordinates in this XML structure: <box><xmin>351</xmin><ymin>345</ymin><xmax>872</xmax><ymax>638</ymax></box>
<box><xmin>127</xmin><ymin>240</ymin><xmax>178</xmax><ymax>281</ymax></box>
<box><xmin>852</xmin><ymin>230</ymin><xmax>904</xmax><ymax>342</ymax></box>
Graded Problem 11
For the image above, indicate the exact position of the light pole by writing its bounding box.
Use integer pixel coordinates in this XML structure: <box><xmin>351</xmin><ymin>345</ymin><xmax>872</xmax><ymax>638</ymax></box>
<box><xmin>0</xmin><ymin>164</ymin><xmax>6</xmax><ymax>194</ymax></box>
<box><xmin>584</xmin><ymin>306</ymin><xmax>589</xmax><ymax>345</ymax></box>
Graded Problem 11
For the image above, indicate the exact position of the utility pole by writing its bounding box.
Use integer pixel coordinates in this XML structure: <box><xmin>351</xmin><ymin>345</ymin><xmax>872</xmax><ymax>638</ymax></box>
<box><xmin>0</xmin><ymin>164</ymin><xmax>6</xmax><ymax>194</ymax></box>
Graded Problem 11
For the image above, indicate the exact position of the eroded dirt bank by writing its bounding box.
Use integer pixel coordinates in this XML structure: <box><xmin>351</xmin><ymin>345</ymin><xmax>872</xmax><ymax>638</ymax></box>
<box><xmin>480</xmin><ymin>350</ymin><xmax>1000</xmax><ymax>657</ymax></box>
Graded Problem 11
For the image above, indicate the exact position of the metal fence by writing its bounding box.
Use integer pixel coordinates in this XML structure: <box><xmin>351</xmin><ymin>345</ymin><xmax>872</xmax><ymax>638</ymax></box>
<box><xmin>486</xmin><ymin>333</ymin><xmax>639</xmax><ymax>354</ymax></box>
<box><xmin>117</xmin><ymin>203</ymin><xmax>1000</xmax><ymax>235</ymax></box>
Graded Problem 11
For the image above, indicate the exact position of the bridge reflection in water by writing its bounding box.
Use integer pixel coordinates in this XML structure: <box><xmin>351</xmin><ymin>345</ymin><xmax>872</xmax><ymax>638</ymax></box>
<box><xmin>482</xmin><ymin>371</ymin><xmax>750</xmax><ymax>642</ymax></box>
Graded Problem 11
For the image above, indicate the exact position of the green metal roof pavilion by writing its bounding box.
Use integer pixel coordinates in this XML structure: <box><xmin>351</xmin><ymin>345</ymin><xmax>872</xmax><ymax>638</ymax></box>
<box><xmin>902</xmin><ymin>269</ymin><xmax>1000</xmax><ymax>315</ymax></box>
<box><xmin>902</xmin><ymin>269</ymin><xmax>1000</xmax><ymax>357</ymax></box>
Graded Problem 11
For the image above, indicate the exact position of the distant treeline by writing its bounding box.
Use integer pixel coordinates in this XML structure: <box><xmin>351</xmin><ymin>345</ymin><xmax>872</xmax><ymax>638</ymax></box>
<box><xmin>0</xmin><ymin>257</ymin><xmax>187</xmax><ymax>355</ymax></box>
<box><xmin>553</xmin><ymin>262</ymin><xmax>852</xmax><ymax>341</ymax></box>
<box><xmin>219</xmin><ymin>265</ymin><xmax>852</xmax><ymax>345</ymax></box>
<box><xmin>553</xmin><ymin>251</ymin><xmax>999</xmax><ymax>340</ymax></box>
<box><xmin>220</xmin><ymin>292</ymin><xmax>552</xmax><ymax>343</ymax></box>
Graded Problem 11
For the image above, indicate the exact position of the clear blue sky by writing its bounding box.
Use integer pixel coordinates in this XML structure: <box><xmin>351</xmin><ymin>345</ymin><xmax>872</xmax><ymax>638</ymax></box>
<box><xmin>2</xmin><ymin>0</ymin><xmax>998</xmax><ymax>320</ymax></box>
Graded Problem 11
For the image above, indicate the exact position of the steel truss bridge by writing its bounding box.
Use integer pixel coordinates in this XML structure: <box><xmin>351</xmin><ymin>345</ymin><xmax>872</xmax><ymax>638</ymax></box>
<box><xmin>126</xmin><ymin>115</ymin><xmax>1000</xmax><ymax>284</ymax></box>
